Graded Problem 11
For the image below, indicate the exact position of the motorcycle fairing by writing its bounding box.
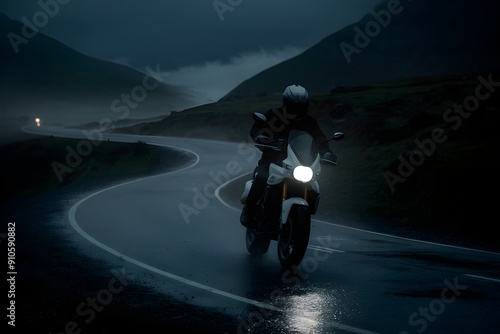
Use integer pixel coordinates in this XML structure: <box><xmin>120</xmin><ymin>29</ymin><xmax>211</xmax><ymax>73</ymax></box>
<box><xmin>280</xmin><ymin>199</ymin><xmax>309</xmax><ymax>227</ymax></box>
<box><xmin>240</xmin><ymin>180</ymin><xmax>253</xmax><ymax>204</ymax></box>
<box><xmin>267</xmin><ymin>152</ymin><xmax>321</xmax><ymax>186</ymax></box>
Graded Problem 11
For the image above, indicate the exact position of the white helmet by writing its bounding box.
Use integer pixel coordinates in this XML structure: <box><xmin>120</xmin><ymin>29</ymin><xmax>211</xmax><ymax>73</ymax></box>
<box><xmin>282</xmin><ymin>84</ymin><xmax>309</xmax><ymax>103</ymax></box>
<box><xmin>282</xmin><ymin>84</ymin><xmax>309</xmax><ymax>118</ymax></box>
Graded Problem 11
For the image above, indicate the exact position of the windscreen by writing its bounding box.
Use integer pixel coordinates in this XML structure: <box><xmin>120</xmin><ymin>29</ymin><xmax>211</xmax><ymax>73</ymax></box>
<box><xmin>288</xmin><ymin>130</ymin><xmax>317</xmax><ymax>166</ymax></box>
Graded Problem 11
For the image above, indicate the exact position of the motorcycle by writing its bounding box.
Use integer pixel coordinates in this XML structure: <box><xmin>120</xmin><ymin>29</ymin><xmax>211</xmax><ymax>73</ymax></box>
<box><xmin>240</xmin><ymin>112</ymin><xmax>345</xmax><ymax>268</ymax></box>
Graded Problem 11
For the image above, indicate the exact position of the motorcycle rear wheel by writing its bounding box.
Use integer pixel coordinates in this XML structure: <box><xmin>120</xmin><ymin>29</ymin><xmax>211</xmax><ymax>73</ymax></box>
<box><xmin>277</xmin><ymin>205</ymin><xmax>311</xmax><ymax>268</ymax></box>
<box><xmin>246</xmin><ymin>228</ymin><xmax>271</xmax><ymax>256</ymax></box>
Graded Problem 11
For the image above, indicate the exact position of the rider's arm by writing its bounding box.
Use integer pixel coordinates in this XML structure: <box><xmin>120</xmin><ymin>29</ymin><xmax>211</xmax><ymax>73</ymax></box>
<box><xmin>250</xmin><ymin>109</ymin><xmax>276</xmax><ymax>144</ymax></box>
<box><xmin>249</xmin><ymin>121</ymin><xmax>261</xmax><ymax>142</ymax></box>
<box><xmin>310</xmin><ymin>119</ymin><xmax>330</xmax><ymax>154</ymax></box>
<box><xmin>310</xmin><ymin>119</ymin><xmax>338</xmax><ymax>164</ymax></box>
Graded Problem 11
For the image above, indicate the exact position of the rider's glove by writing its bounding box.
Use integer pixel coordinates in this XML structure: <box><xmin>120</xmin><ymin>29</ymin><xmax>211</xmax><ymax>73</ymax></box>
<box><xmin>254</xmin><ymin>135</ymin><xmax>284</xmax><ymax>151</ymax></box>
<box><xmin>254</xmin><ymin>135</ymin><xmax>271</xmax><ymax>145</ymax></box>
<box><xmin>274</xmin><ymin>139</ymin><xmax>285</xmax><ymax>150</ymax></box>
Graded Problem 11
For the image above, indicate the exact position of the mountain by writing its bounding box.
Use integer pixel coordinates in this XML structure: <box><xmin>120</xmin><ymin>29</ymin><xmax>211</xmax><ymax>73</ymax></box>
<box><xmin>222</xmin><ymin>0</ymin><xmax>500</xmax><ymax>99</ymax></box>
<box><xmin>115</xmin><ymin>0</ymin><xmax>500</xmax><ymax>247</ymax></box>
<box><xmin>0</xmin><ymin>13</ymin><xmax>201</xmax><ymax>143</ymax></box>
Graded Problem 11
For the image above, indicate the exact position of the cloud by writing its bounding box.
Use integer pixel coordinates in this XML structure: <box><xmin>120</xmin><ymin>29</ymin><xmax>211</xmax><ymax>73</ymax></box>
<box><xmin>160</xmin><ymin>46</ymin><xmax>304</xmax><ymax>102</ymax></box>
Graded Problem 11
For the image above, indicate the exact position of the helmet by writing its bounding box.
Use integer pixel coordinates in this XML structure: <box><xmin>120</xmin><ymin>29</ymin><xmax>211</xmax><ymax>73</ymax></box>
<box><xmin>282</xmin><ymin>84</ymin><xmax>309</xmax><ymax>119</ymax></box>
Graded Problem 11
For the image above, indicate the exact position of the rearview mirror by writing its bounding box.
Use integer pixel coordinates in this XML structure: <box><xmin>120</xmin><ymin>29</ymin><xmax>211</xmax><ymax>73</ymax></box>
<box><xmin>253</xmin><ymin>112</ymin><xmax>269</xmax><ymax>125</ymax></box>
<box><xmin>328</xmin><ymin>131</ymin><xmax>345</xmax><ymax>142</ymax></box>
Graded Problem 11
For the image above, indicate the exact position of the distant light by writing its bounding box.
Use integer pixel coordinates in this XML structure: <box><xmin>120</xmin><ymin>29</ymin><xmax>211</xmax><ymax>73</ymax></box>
<box><xmin>35</xmin><ymin>118</ymin><xmax>41</xmax><ymax>127</ymax></box>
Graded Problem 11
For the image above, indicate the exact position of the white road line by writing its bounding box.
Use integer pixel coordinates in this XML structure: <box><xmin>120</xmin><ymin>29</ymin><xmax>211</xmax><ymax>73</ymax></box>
<box><xmin>308</xmin><ymin>245</ymin><xmax>345</xmax><ymax>253</ymax></box>
<box><xmin>315</xmin><ymin>219</ymin><xmax>500</xmax><ymax>256</ymax></box>
<box><xmin>64</xmin><ymin>141</ymin><xmax>378</xmax><ymax>334</ymax></box>
<box><xmin>214</xmin><ymin>170</ymin><xmax>253</xmax><ymax>211</ymax></box>
<box><xmin>464</xmin><ymin>274</ymin><xmax>500</xmax><ymax>283</ymax></box>
<box><xmin>67</xmin><ymin>149</ymin><xmax>281</xmax><ymax>313</ymax></box>
<box><xmin>20</xmin><ymin>125</ymin><xmax>500</xmax><ymax>257</ymax></box>
<box><xmin>215</xmin><ymin>176</ymin><xmax>500</xmax><ymax>257</ymax></box>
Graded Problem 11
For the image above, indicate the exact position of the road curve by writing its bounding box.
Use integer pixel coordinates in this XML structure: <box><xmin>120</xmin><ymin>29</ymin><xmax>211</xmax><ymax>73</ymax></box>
<box><xmin>22</xmin><ymin>125</ymin><xmax>500</xmax><ymax>334</ymax></box>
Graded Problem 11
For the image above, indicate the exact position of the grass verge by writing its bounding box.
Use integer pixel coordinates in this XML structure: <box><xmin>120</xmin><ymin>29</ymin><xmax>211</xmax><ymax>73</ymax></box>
<box><xmin>0</xmin><ymin>136</ymin><xmax>196</xmax><ymax>200</ymax></box>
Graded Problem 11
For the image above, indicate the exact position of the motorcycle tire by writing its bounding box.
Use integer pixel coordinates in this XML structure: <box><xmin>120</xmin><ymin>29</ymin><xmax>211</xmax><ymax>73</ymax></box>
<box><xmin>246</xmin><ymin>228</ymin><xmax>271</xmax><ymax>256</ymax></box>
<box><xmin>277</xmin><ymin>205</ymin><xmax>311</xmax><ymax>268</ymax></box>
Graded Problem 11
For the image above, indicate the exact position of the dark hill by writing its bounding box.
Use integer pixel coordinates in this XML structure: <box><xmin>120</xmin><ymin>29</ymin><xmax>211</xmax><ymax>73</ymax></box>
<box><xmin>222</xmin><ymin>0</ymin><xmax>500</xmax><ymax>99</ymax></box>
<box><xmin>0</xmin><ymin>13</ymin><xmax>199</xmax><ymax>143</ymax></box>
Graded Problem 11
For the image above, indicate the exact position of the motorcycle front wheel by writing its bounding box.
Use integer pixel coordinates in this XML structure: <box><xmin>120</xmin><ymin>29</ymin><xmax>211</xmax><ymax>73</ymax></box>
<box><xmin>246</xmin><ymin>228</ymin><xmax>271</xmax><ymax>256</ymax></box>
<box><xmin>277</xmin><ymin>205</ymin><xmax>311</xmax><ymax>268</ymax></box>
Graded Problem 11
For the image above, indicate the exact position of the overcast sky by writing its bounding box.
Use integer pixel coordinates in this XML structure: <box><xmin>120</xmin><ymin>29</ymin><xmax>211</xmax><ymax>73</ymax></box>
<box><xmin>1</xmin><ymin>0</ymin><xmax>381</xmax><ymax>102</ymax></box>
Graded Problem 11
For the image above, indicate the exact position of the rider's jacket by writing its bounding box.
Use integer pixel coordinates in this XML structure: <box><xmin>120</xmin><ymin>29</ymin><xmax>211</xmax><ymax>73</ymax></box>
<box><xmin>250</xmin><ymin>107</ymin><xmax>332</xmax><ymax>165</ymax></box>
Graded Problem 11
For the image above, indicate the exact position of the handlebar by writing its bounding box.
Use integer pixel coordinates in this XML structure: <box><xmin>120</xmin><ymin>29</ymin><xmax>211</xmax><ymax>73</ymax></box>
<box><xmin>254</xmin><ymin>143</ymin><xmax>282</xmax><ymax>151</ymax></box>
<box><xmin>255</xmin><ymin>142</ymin><xmax>338</xmax><ymax>166</ymax></box>
<box><xmin>320</xmin><ymin>158</ymin><xmax>337</xmax><ymax>166</ymax></box>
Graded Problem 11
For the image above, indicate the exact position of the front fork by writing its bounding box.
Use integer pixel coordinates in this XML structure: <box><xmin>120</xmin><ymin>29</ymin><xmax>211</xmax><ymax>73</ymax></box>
<box><xmin>280</xmin><ymin>180</ymin><xmax>310</xmax><ymax>227</ymax></box>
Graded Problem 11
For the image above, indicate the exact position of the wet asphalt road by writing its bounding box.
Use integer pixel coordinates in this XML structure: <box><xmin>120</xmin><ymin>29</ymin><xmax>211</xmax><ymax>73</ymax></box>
<box><xmin>16</xmin><ymin>125</ymin><xmax>500</xmax><ymax>334</ymax></box>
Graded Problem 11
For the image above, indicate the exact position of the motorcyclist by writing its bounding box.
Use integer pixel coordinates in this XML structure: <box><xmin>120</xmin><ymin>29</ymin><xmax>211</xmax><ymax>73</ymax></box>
<box><xmin>240</xmin><ymin>84</ymin><xmax>337</xmax><ymax>228</ymax></box>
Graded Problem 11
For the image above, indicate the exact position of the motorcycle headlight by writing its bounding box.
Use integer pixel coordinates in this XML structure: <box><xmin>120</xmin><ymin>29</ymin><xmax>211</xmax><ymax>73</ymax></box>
<box><xmin>293</xmin><ymin>166</ymin><xmax>313</xmax><ymax>183</ymax></box>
